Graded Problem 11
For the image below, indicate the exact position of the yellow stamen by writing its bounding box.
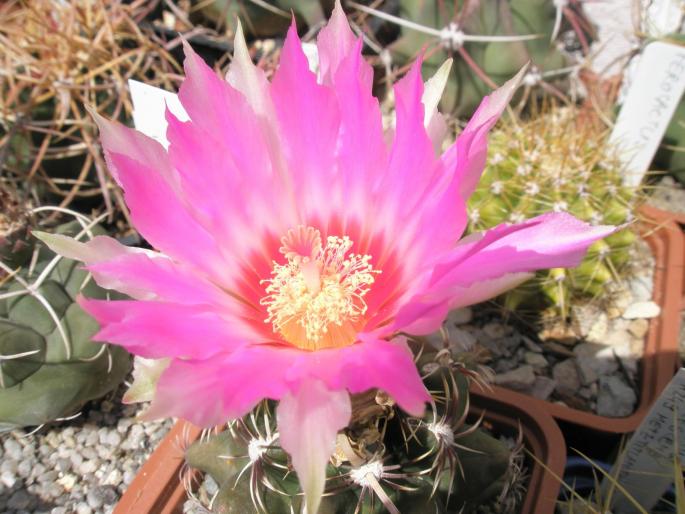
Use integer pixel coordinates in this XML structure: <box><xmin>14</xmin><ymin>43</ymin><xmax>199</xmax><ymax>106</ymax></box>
<box><xmin>261</xmin><ymin>227</ymin><xmax>379</xmax><ymax>351</ymax></box>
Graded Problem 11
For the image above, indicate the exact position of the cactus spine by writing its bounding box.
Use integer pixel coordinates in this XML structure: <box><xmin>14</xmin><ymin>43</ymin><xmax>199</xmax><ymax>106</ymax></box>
<box><xmin>467</xmin><ymin>105</ymin><xmax>639</xmax><ymax>318</ymax></box>
<box><xmin>354</xmin><ymin>0</ymin><xmax>587</xmax><ymax>117</ymax></box>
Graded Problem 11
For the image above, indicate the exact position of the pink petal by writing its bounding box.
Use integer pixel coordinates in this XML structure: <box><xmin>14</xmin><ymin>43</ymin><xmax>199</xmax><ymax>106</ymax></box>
<box><xmin>426</xmin><ymin>111</ymin><xmax>448</xmax><ymax>153</ymax></box>
<box><xmin>106</xmin><ymin>151</ymin><xmax>223</xmax><ymax>279</ymax></box>
<box><xmin>86</xmin><ymin>253</ymin><xmax>227</xmax><ymax>305</ymax></box>
<box><xmin>277</xmin><ymin>379</ymin><xmax>351</xmax><ymax>514</ymax></box>
<box><xmin>367</xmin><ymin>57</ymin><xmax>470</xmax><ymax>282</ymax></box>
<box><xmin>270</xmin><ymin>21</ymin><xmax>340</xmax><ymax>221</ymax></box>
<box><xmin>398</xmin><ymin>272</ymin><xmax>533</xmax><ymax>335</ymax></box>
<box><xmin>392</xmin><ymin>297</ymin><xmax>450</xmax><ymax>337</ymax></box>
<box><xmin>80</xmin><ymin>298</ymin><xmax>258</xmax><ymax>359</ymax></box>
<box><xmin>447</xmin><ymin>272</ymin><xmax>534</xmax><ymax>310</ymax></box>
<box><xmin>442</xmin><ymin>66</ymin><xmax>526</xmax><ymax>201</ymax></box>
<box><xmin>90</xmin><ymin>111</ymin><xmax>177</xmax><ymax>186</ymax></box>
<box><xmin>317</xmin><ymin>0</ymin><xmax>357</xmax><ymax>86</ymax></box>
<box><xmin>165</xmin><ymin>110</ymin><xmax>295</xmax><ymax>254</ymax></box>
<box><xmin>223</xmin><ymin>24</ymin><xmax>285</xmax><ymax>180</ymax></box>
<box><xmin>177</xmin><ymin>43</ymin><xmax>278</xmax><ymax>192</ymax></box>
<box><xmin>33</xmin><ymin>232</ymin><xmax>224</xmax><ymax>305</ymax></box>
<box><xmin>286</xmin><ymin>339</ymin><xmax>430</xmax><ymax>416</ymax></box>
<box><xmin>396</xmin><ymin>167</ymin><xmax>468</xmax><ymax>277</ymax></box>
<box><xmin>331</xmin><ymin>39</ymin><xmax>387</xmax><ymax>228</ymax></box>
<box><xmin>432</xmin><ymin>212</ymin><xmax>615</xmax><ymax>288</ymax></box>
<box><xmin>225</xmin><ymin>21</ymin><xmax>274</xmax><ymax>121</ymax></box>
<box><xmin>394</xmin><ymin>212</ymin><xmax>615</xmax><ymax>333</ymax></box>
<box><xmin>142</xmin><ymin>338</ymin><xmax>428</xmax><ymax>427</ymax></box>
<box><xmin>176</xmin><ymin>43</ymin><xmax>293</xmax><ymax>233</ymax></box>
<box><xmin>144</xmin><ymin>345</ymin><xmax>295</xmax><ymax>426</ymax></box>
<box><xmin>36</xmin><ymin>231</ymin><xmax>231</xmax><ymax>308</ymax></box>
<box><xmin>382</xmin><ymin>57</ymin><xmax>436</xmax><ymax>214</ymax></box>
<box><xmin>33</xmin><ymin>232</ymin><xmax>147</xmax><ymax>264</ymax></box>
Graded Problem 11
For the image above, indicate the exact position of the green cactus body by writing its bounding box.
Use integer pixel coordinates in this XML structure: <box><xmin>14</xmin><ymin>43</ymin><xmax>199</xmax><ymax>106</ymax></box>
<box><xmin>184</xmin><ymin>364</ymin><xmax>523</xmax><ymax>513</ymax></box>
<box><xmin>390</xmin><ymin>0</ymin><xmax>576</xmax><ymax>116</ymax></box>
<box><xmin>467</xmin><ymin>107</ymin><xmax>640</xmax><ymax>318</ymax></box>
<box><xmin>0</xmin><ymin>222</ymin><xmax>130</xmax><ymax>430</ymax></box>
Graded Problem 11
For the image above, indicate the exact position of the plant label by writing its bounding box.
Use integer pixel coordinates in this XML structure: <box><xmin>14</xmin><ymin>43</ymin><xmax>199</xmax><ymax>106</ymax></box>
<box><xmin>609</xmin><ymin>42</ymin><xmax>685</xmax><ymax>187</ymax></box>
<box><xmin>605</xmin><ymin>368</ymin><xmax>685</xmax><ymax>512</ymax></box>
<box><xmin>128</xmin><ymin>80</ymin><xmax>187</xmax><ymax>149</ymax></box>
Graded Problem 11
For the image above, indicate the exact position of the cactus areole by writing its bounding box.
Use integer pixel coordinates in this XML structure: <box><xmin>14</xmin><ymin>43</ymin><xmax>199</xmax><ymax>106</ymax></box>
<box><xmin>36</xmin><ymin>2</ymin><xmax>614</xmax><ymax>512</ymax></box>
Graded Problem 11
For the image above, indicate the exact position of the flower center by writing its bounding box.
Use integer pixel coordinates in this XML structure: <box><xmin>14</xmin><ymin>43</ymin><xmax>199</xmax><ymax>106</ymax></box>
<box><xmin>261</xmin><ymin>226</ymin><xmax>379</xmax><ymax>351</ymax></box>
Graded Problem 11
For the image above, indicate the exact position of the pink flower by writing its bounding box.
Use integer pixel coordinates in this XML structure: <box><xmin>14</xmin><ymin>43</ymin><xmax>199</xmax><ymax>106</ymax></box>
<box><xmin>37</xmin><ymin>3</ymin><xmax>613</xmax><ymax>511</ymax></box>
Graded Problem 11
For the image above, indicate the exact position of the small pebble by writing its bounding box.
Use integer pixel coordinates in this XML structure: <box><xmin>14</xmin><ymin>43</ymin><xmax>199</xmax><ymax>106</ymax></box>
<box><xmin>103</xmin><ymin>469</ymin><xmax>123</xmax><ymax>486</ymax></box>
<box><xmin>17</xmin><ymin>459</ymin><xmax>32</xmax><ymax>478</ymax></box>
<box><xmin>123</xmin><ymin>469</ymin><xmax>136</xmax><ymax>485</ymax></box>
<box><xmin>4</xmin><ymin>439</ymin><xmax>23</xmax><ymax>460</ymax></box>
<box><xmin>1</xmin><ymin>470</ymin><xmax>17</xmax><ymax>488</ymax></box>
<box><xmin>87</xmin><ymin>488</ymin><xmax>104</xmax><ymax>510</ymax></box>
<box><xmin>524</xmin><ymin>351</ymin><xmax>548</xmax><ymax>368</ymax></box>
<box><xmin>622</xmin><ymin>301</ymin><xmax>661</xmax><ymax>320</ymax></box>
<box><xmin>553</xmin><ymin>359</ymin><xmax>581</xmax><ymax>396</ymax></box>
<box><xmin>79</xmin><ymin>460</ymin><xmax>98</xmax><ymax>475</ymax></box>
<box><xmin>8</xmin><ymin>489</ymin><xmax>35</xmax><ymax>510</ymax></box>
<box><xmin>627</xmin><ymin>318</ymin><xmax>650</xmax><ymax>339</ymax></box>
<box><xmin>597</xmin><ymin>375</ymin><xmax>637</xmax><ymax>417</ymax></box>
<box><xmin>105</xmin><ymin>431</ymin><xmax>122</xmax><ymax>447</ymax></box>
<box><xmin>494</xmin><ymin>365</ymin><xmax>536</xmax><ymax>390</ymax></box>
<box><xmin>76</xmin><ymin>502</ymin><xmax>93</xmax><ymax>514</ymax></box>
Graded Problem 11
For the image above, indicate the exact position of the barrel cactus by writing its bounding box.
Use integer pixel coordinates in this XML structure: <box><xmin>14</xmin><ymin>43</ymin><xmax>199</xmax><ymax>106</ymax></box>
<box><xmin>184</xmin><ymin>355</ymin><xmax>524</xmax><ymax>514</ymax></box>
<box><xmin>0</xmin><ymin>221</ymin><xmax>130</xmax><ymax>430</ymax></box>
<box><xmin>354</xmin><ymin>0</ymin><xmax>587</xmax><ymax>117</ymax></box>
<box><xmin>467</xmin><ymin>106</ymin><xmax>639</xmax><ymax>318</ymax></box>
<box><xmin>0</xmin><ymin>0</ymin><xmax>179</xmax><ymax>216</ymax></box>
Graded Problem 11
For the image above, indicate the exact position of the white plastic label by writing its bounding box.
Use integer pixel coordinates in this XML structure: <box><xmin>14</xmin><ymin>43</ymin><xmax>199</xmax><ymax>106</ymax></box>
<box><xmin>128</xmin><ymin>80</ymin><xmax>188</xmax><ymax>148</ymax></box>
<box><xmin>609</xmin><ymin>42</ymin><xmax>685</xmax><ymax>187</ymax></box>
<box><xmin>605</xmin><ymin>368</ymin><xmax>685</xmax><ymax>513</ymax></box>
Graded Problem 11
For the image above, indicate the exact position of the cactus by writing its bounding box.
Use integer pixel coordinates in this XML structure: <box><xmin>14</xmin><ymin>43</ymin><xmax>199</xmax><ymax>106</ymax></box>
<box><xmin>183</xmin><ymin>354</ymin><xmax>525</xmax><ymax>514</ymax></box>
<box><xmin>352</xmin><ymin>0</ymin><xmax>589</xmax><ymax>117</ymax></box>
<box><xmin>0</xmin><ymin>220</ymin><xmax>130</xmax><ymax>430</ymax></box>
<box><xmin>466</xmin><ymin>105</ymin><xmax>639</xmax><ymax>318</ymax></box>
<box><xmin>195</xmin><ymin>0</ymin><xmax>332</xmax><ymax>37</ymax></box>
<box><xmin>0</xmin><ymin>0</ymin><xmax>179</xmax><ymax>217</ymax></box>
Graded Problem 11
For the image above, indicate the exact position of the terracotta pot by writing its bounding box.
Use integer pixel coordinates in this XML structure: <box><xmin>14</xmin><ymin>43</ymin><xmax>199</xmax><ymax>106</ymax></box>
<box><xmin>657</xmin><ymin>207</ymin><xmax>685</xmax><ymax>310</ymax></box>
<box><xmin>116</xmin><ymin>390</ymin><xmax>565</xmax><ymax>514</ymax></box>
<box><xmin>114</xmin><ymin>421</ymin><xmax>202</xmax><ymax>514</ymax></box>
<box><xmin>477</xmin><ymin>205</ymin><xmax>684</xmax><ymax>434</ymax></box>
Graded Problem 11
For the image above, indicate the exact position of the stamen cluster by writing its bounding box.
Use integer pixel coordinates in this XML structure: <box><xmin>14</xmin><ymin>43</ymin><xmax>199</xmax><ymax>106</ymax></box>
<box><xmin>261</xmin><ymin>227</ymin><xmax>379</xmax><ymax>350</ymax></box>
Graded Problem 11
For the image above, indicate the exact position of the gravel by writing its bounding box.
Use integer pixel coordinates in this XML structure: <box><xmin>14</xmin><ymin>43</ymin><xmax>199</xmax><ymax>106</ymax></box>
<box><xmin>0</xmin><ymin>383</ymin><xmax>172</xmax><ymax>514</ymax></box>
